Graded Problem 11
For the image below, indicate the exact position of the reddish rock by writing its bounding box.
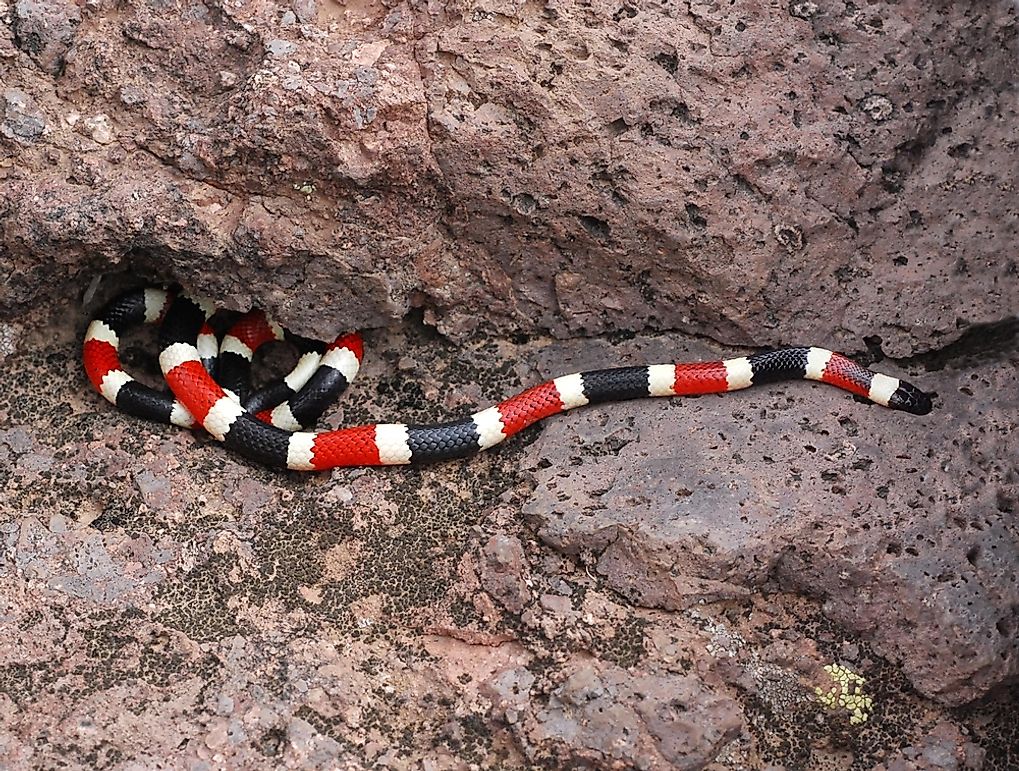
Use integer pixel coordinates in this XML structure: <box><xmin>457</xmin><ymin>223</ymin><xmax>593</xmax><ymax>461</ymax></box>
<box><xmin>0</xmin><ymin>298</ymin><xmax>1016</xmax><ymax>767</ymax></box>
<box><xmin>518</xmin><ymin>659</ymin><xmax>743</xmax><ymax>769</ymax></box>
<box><xmin>480</xmin><ymin>533</ymin><xmax>532</xmax><ymax>614</ymax></box>
<box><xmin>11</xmin><ymin>0</ymin><xmax>81</xmax><ymax>75</ymax></box>
<box><xmin>1</xmin><ymin>0</ymin><xmax>1018</xmax><ymax>767</ymax></box>
<box><xmin>872</xmin><ymin>721</ymin><xmax>985</xmax><ymax>771</ymax></box>
<box><xmin>1</xmin><ymin>2</ymin><xmax>1016</xmax><ymax>357</ymax></box>
<box><xmin>524</xmin><ymin>333</ymin><xmax>1019</xmax><ymax>707</ymax></box>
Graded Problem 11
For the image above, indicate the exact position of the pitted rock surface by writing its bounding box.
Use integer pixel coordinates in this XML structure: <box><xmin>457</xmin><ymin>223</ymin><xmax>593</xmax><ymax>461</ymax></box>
<box><xmin>1</xmin><ymin>2</ymin><xmax>1016</xmax><ymax>356</ymax></box>
<box><xmin>523</xmin><ymin>331</ymin><xmax>1019</xmax><ymax>707</ymax></box>
<box><xmin>2</xmin><ymin>0</ymin><xmax>1018</xmax><ymax>767</ymax></box>
<box><xmin>0</xmin><ymin>298</ymin><xmax>1016</xmax><ymax>768</ymax></box>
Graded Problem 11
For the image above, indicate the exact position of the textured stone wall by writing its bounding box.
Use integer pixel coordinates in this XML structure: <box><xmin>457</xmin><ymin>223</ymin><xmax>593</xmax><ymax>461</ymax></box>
<box><xmin>1</xmin><ymin>1</ymin><xmax>1016</xmax><ymax>356</ymax></box>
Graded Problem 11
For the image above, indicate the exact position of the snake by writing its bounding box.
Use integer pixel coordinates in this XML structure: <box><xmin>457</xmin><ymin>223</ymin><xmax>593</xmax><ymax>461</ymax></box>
<box><xmin>82</xmin><ymin>288</ymin><xmax>933</xmax><ymax>470</ymax></box>
<box><xmin>83</xmin><ymin>288</ymin><xmax>362</xmax><ymax>432</ymax></box>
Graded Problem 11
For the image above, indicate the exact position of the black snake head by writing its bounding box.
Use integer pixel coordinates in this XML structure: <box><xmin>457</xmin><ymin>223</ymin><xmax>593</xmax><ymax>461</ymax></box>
<box><xmin>889</xmin><ymin>382</ymin><xmax>933</xmax><ymax>415</ymax></box>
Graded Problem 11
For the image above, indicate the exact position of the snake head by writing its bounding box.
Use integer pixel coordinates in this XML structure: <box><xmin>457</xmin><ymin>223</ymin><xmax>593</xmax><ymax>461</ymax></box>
<box><xmin>888</xmin><ymin>382</ymin><xmax>933</xmax><ymax>415</ymax></box>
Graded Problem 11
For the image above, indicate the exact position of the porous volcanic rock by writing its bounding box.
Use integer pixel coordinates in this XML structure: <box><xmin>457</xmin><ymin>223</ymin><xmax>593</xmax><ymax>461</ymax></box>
<box><xmin>0</xmin><ymin>297</ymin><xmax>1017</xmax><ymax>768</ymax></box>
<box><xmin>523</xmin><ymin>329</ymin><xmax>1019</xmax><ymax>707</ymax></box>
<box><xmin>1</xmin><ymin>1</ymin><xmax>1016</xmax><ymax>357</ymax></box>
<box><xmin>2</xmin><ymin>0</ymin><xmax>1018</xmax><ymax>768</ymax></box>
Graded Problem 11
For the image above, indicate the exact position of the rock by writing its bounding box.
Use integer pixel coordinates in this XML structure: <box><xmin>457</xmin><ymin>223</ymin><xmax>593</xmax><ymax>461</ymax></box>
<box><xmin>0</xmin><ymin>298</ymin><xmax>1016</xmax><ymax>766</ymax></box>
<box><xmin>480</xmin><ymin>534</ymin><xmax>531</xmax><ymax>614</ymax></box>
<box><xmin>11</xmin><ymin>0</ymin><xmax>81</xmax><ymax>75</ymax></box>
<box><xmin>516</xmin><ymin>660</ymin><xmax>743</xmax><ymax>768</ymax></box>
<box><xmin>1</xmin><ymin>89</ymin><xmax>46</xmax><ymax>144</ymax></box>
<box><xmin>81</xmin><ymin>113</ymin><xmax>114</xmax><ymax>145</ymax></box>
<box><xmin>291</xmin><ymin>0</ymin><xmax>317</xmax><ymax>25</ymax></box>
<box><xmin>872</xmin><ymin>721</ymin><xmax>984</xmax><ymax>771</ymax></box>
<box><xmin>523</xmin><ymin>333</ymin><xmax>1019</xmax><ymax>707</ymax></box>
<box><xmin>0</xmin><ymin>0</ymin><xmax>1017</xmax><ymax>767</ymax></box>
<box><xmin>0</xmin><ymin>2</ymin><xmax>1014</xmax><ymax>358</ymax></box>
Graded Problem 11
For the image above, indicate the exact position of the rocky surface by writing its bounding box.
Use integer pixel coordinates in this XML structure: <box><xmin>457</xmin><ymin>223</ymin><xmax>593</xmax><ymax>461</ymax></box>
<box><xmin>525</xmin><ymin>328</ymin><xmax>1019</xmax><ymax>707</ymax></box>
<box><xmin>1</xmin><ymin>0</ymin><xmax>1017</xmax><ymax>768</ymax></box>
<box><xmin>0</xmin><ymin>297</ymin><xmax>1016</xmax><ymax>769</ymax></box>
<box><xmin>1</xmin><ymin>1</ymin><xmax>1016</xmax><ymax>355</ymax></box>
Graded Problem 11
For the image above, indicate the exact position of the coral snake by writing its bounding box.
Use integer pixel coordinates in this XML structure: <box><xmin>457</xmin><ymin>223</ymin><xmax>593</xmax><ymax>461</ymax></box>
<box><xmin>83</xmin><ymin>288</ymin><xmax>932</xmax><ymax>470</ymax></box>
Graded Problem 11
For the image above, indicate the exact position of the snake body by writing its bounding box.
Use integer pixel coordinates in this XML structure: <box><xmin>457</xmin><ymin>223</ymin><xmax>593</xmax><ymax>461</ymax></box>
<box><xmin>83</xmin><ymin>288</ymin><xmax>932</xmax><ymax>470</ymax></box>
<box><xmin>83</xmin><ymin>288</ymin><xmax>362</xmax><ymax>432</ymax></box>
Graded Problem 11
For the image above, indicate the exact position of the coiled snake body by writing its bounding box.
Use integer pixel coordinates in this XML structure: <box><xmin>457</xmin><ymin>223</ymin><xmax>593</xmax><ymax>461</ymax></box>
<box><xmin>83</xmin><ymin>288</ymin><xmax>932</xmax><ymax>470</ymax></box>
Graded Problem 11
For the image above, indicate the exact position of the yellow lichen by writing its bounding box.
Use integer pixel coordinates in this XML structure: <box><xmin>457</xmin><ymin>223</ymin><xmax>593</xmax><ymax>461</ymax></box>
<box><xmin>814</xmin><ymin>663</ymin><xmax>873</xmax><ymax>725</ymax></box>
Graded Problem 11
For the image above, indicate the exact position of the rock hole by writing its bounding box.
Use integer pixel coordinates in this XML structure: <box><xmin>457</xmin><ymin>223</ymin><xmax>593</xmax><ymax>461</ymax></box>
<box><xmin>966</xmin><ymin>545</ymin><xmax>981</xmax><ymax>567</ymax></box>
<box><xmin>995</xmin><ymin>607</ymin><xmax>1017</xmax><ymax>637</ymax></box>
<box><xmin>578</xmin><ymin>215</ymin><xmax>611</xmax><ymax>240</ymax></box>
<box><xmin>511</xmin><ymin>193</ymin><xmax>537</xmax><ymax>215</ymax></box>
<box><xmin>607</xmin><ymin>117</ymin><xmax>629</xmax><ymax>135</ymax></box>
<box><xmin>671</xmin><ymin>102</ymin><xmax>693</xmax><ymax>122</ymax></box>
<box><xmin>684</xmin><ymin>203</ymin><xmax>707</xmax><ymax>230</ymax></box>
<box><xmin>773</xmin><ymin>224</ymin><xmax>805</xmax><ymax>252</ymax></box>
<box><xmin>652</xmin><ymin>51</ymin><xmax>678</xmax><ymax>76</ymax></box>
<box><xmin>948</xmin><ymin>142</ymin><xmax>975</xmax><ymax>158</ymax></box>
